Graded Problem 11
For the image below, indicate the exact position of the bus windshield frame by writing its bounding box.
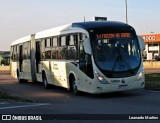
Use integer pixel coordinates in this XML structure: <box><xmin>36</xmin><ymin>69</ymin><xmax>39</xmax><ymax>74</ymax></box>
<box><xmin>90</xmin><ymin>29</ymin><xmax>141</xmax><ymax>78</ymax></box>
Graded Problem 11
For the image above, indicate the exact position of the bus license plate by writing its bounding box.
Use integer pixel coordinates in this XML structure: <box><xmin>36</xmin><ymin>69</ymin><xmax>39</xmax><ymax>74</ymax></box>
<box><xmin>118</xmin><ymin>84</ymin><xmax>128</xmax><ymax>89</ymax></box>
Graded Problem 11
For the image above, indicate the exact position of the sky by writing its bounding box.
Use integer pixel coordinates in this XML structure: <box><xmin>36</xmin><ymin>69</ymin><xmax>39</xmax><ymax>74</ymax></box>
<box><xmin>0</xmin><ymin>0</ymin><xmax>160</xmax><ymax>51</ymax></box>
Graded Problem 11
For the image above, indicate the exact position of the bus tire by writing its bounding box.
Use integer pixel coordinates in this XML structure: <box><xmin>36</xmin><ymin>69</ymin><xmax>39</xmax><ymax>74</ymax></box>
<box><xmin>42</xmin><ymin>73</ymin><xmax>50</xmax><ymax>89</ymax></box>
<box><xmin>70</xmin><ymin>75</ymin><xmax>79</xmax><ymax>95</ymax></box>
<box><xmin>17</xmin><ymin>71</ymin><xmax>28</xmax><ymax>83</ymax></box>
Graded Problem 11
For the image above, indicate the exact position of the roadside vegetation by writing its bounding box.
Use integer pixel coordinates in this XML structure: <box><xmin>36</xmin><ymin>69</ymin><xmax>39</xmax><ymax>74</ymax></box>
<box><xmin>145</xmin><ymin>73</ymin><xmax>160</xmax><ymax>91</ymax></box>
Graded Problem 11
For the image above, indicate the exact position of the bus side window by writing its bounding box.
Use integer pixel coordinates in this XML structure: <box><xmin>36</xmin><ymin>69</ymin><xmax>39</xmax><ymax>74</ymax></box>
<box><xmin>79</xmin><ymin>41</ymin><xmax>85</xmax><ymax>62</ymax></box>
<box><xmin>23</xmin><ymin>42</ymin><xmax>29</xmax><ymax>60</ymax></box>
<box><xmin>79</xmin><ymin>40</ymin><xmax>86</xmax><ymax>74</ymax></box>
<box><xmin>13</xmin><ymin>45</ymin><xmax>18</xmax><ymax>61</ymax></box>
<box><xmin>13</xmin><ymin>46</ymin><xmax>15</xmax><ymax>61</ymax></box>
<box><xmin>44</xmin><ymin>38</ymin><xmax>52</xmax><ymax>59</ymax></box>
<box><xmin>16</xmin><ymin>45</ymin><xmax>19</xmax><ymax>61</ymax></box>
<box><xmin>11</xmin><ymin>46</ymin><xmax>13</xmax><ymax>61</ymax></box>
<box><xmin>79</xmin><ymin>33</ymin><xmax>86</xmax><ymax>41</ymax></box>
<box><xmin>79</xmin><ymin>33</ymin><xmax>86</xmax><ymax>62</ymax></box>
<box><xmin>52</xmin><ymin>37</ymin><xmax>58</xmax><ymax>59</ymax></box>
<box><xmin>59</xmin><ymin>36</ymin><xmax>67</xmax><ymax>59</ymax></box>
<box><xmin>68</xmin><ymin>35</ymin><xmax>77</xmax><ymax>60</ymax></box>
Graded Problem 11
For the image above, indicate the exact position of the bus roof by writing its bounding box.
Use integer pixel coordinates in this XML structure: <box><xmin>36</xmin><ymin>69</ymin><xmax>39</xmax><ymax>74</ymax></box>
<box><xmin>72</xmin><ymin>21</ymin><xmax>132</xmax><ymax>31</ymax></box>
<box><xmin>11</xmin><ymin>24</ymin><xmax>72</xmax><ymax>46</ymax></box>
<box><xmin>35</xmin><ymin>21</ymin><xmax>127</xmax><ymax>40</ymax></box>
<box><xmin>11</xmin><ymin>35</ymin><xmax>31</xmax><ymax>46</ymax></box>
<box><xmin>35</xmin><ymin>24</ymin><xmax>72</xmax><ymax>39</ymax></box>
<box><xmin>11</xmin><ymin>21</ymin><xmax>132</xmax><ymax>46</ymax></box>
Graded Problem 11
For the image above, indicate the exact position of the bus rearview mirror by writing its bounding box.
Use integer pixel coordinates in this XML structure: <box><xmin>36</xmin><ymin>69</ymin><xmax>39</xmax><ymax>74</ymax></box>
<box><xmin>137</xmin><ymin>36</ymin><xmax>145</xmax><ymax>51</ymax></box>
<box><xmin>83</xmin><ymin>38</ymin><xmax>92</xmax><ymax>55</ymax></box>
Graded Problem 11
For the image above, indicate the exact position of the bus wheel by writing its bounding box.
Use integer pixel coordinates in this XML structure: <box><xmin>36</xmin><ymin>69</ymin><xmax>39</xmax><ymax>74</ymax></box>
<box><xmin>42</xmin><ymin>73</ymin><xmax>50</xmax><ymax>89</ymax></box>
<box><xmin>71</xmin><ymin>77</ymin><xmax>79</xmax><ymax>95</ymax></box>
<box><xmin>17</xmin><ymin>71</ymin><xmax>27</xmax><ymax>83</ymax></box>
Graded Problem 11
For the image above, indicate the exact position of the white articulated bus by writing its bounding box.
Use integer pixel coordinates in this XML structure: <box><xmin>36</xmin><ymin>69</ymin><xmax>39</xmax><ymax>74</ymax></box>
<box><xmin>10</xmin><ymin>21</ymin><xmax>145</xmax><ymax>94</ymax></box>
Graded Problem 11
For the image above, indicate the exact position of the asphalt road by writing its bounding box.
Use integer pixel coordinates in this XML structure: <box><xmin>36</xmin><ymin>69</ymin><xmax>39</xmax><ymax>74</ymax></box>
<box><xmin>0</xmin><ymin>70</ymin><xmax>160</xmax><ymax>122</ymax></box>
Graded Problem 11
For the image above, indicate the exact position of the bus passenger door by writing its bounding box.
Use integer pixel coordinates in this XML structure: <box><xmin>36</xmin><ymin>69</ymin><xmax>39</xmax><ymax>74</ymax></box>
<box><xmin>79</xmin><ymin>41</ymin><xmax>94</xmax><ymax>79</ymax></box>
<box><xmin>19</xmin><ymin>45</ymin><xmax>23</xmax><ymax>72</ymax></box>
<box><xmin>36</xmin><ymin>42</ymin><xmax>41</xmax><ymax>73</ymax></box>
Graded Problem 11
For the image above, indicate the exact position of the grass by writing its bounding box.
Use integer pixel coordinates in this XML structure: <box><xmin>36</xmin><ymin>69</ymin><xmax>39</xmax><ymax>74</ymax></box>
<box><xmin>145</xmin><ymin>73</ymin><xmax>160</xmax><ymax>91</ymax></box>
<box><xmin>0</xmin><ymin>91</ymin><xmax>32</xmax><ymax>102</ymax></box>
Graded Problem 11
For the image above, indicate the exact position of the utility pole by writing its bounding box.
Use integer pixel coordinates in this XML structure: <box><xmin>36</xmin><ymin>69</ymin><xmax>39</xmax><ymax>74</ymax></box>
<box><xmin>125</xmin><ymin>0</ymin><xmax>128</xmax><ymax>24</ymax></box>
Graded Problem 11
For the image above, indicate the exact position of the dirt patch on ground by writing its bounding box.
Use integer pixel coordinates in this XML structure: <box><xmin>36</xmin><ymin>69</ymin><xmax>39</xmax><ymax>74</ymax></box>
<box><xmin>0</xmin><ymin>66</ymin><xmax>10</xmax><ymax>71</ymax></box>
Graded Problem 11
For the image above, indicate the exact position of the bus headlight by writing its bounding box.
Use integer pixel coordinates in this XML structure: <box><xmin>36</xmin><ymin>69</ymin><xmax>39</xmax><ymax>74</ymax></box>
<box><xmin>95</xmin><ymin>71</ymin><xmax>109</xmax><ymax>84</ymax></box>
<box><xmin>137</xmin><ymin>69</ymin><xmax>144</xmax><ymax>81</ymax></box>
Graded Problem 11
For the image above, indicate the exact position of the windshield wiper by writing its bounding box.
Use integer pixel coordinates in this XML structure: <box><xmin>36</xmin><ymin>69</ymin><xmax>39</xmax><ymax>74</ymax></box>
<box><xmin>112</xmin><ymin>47</ymin><xmax>134</xmax><ymax>74</ymax></box>
<box><xmin>112</xmin><ymin>47</ymin><xmax>122</xmax><ymax>71</ymax></box>
<box><xmin>121</xmin><ymin>56</ymin><xmax>134</xmax><ymax>74</ymax></box>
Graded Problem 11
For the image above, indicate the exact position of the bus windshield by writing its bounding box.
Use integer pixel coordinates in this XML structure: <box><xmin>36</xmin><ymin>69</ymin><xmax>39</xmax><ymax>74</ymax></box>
<box><xmin>91</xmin><ymin>32</ymin><xmax>141</xmax><ymax>77</ymax></box>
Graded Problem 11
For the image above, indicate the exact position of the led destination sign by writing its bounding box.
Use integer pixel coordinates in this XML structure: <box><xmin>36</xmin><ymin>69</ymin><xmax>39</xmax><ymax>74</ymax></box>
<box><xmin>96</xmin><ymin>33</ymin><xmax>131</xmax><ymax>39</ymax></box>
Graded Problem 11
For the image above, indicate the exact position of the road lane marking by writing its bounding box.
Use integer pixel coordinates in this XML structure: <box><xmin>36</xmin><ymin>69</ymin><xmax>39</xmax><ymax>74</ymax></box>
<box><xmin>0</xmin><ymin>103</ymin><xmax>50</xmax><ymax>110</ymax></box>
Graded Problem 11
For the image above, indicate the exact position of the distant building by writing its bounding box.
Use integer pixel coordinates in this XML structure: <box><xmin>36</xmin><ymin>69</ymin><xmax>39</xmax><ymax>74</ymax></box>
<box><xmin>140</xmin><ymin>34</ymin><xmax>160</xmax><ymax>61</ymax></box>
<box><xmin>0</xmin><ymin>51</ymin><xmax>10</xmax><ymax>65</ymax></box>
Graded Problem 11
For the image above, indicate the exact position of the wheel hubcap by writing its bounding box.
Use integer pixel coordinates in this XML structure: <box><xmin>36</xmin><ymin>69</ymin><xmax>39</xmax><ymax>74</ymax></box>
<box><xmin>44</xmin><ymin>79</ymin><xmax>47</xmax><ymax>87</ymax></box>
<box><xmin>73</xmin><ymin>80</ymin><xmax>77</xmax><ymax>92</ymax></box>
